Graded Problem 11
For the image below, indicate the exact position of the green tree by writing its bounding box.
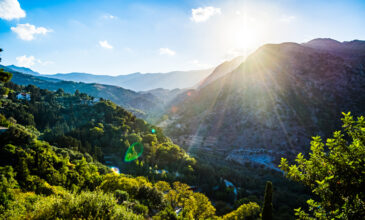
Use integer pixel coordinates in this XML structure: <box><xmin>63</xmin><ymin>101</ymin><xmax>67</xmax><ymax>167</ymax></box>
<box><xmin>279</xmin><ymin>112</ymin><xmax>365</xmax><ymax>219</ymax></box>
<box><xmin>0</xmin><ymin>49</ymin><xmax>12</xmax><ymax>83</ymax></box>
<box><xmin>222</xmin><ymin>202</ymin><xmax>261</xmax><ymax>220</ymax></box>
<box><xmin>262</xmin><ymin>181</ymin><xmax>273</xmax><ymax>220</ymax></box>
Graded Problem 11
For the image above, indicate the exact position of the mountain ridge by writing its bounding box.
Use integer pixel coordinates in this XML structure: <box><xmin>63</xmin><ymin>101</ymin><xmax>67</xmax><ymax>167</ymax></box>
<box><xmin>163</xmin><ymin>39</ymin><xmax>365</xmax><ymax>165</ymax></box>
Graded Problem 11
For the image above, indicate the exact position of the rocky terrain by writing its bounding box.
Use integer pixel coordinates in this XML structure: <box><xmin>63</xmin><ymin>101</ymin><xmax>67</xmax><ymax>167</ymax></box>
<box><xmin>163</xmin><ymin>39</ymin><xmax>365</xmax><ymax>163</ymax></box>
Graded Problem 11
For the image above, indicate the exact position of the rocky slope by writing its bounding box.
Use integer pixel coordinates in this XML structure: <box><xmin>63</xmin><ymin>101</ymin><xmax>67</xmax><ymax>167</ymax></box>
<box><xmin>163</xmin><ymin>40</ymin><xmax>365</xmax><ymax>163</ymax></box>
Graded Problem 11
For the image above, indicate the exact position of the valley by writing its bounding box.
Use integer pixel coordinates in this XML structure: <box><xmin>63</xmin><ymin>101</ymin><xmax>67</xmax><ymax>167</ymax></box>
<box><xmin>0</xmin><ymin>38</ymin><xmax>364</xmax><ymax>219</ymax></box>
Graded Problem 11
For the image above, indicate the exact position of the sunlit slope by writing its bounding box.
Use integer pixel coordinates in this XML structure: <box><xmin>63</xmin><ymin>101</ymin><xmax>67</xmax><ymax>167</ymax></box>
<box><xmin>197</xmin><ymin>56</ymin><xmax>245</xmax><ymax>89</ymax></box>
<box><xmin>165</xmin><ymin>40</ymin><xmax>365</xmax><ymax>153</ymax></box>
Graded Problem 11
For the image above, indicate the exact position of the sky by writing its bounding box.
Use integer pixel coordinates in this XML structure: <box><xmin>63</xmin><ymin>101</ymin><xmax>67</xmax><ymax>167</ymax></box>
<box><xmin>0</xmin><ymin>0</ymin><xmax>364</xmax><ymax>75</ymax></box>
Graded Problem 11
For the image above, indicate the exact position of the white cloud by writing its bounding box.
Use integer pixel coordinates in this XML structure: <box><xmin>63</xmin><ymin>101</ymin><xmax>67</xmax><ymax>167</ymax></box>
<box><xmin>159</xmin><ymin>48</ymin><xmax>176</xmax><ymax>56</ymax></box>
<box><xmin>16</xmin><ymin>55</ymin><xmax>36</xmax><ymax>68</ymax></box>
<box><xmin>11</xmin><ymin>23</ymin><xmax>52</xmax><ymax>41</ymax></box>
<box><xmin>99</xmin><ymin>40</ymin><xmax>113</xmax><ymax>49</ymax></box>
<box><xmin>102</xmin><ymin>14</ymin><xmax>117</xmax><ymax>20</ymax></box>
<box><xmin>16</xmin><ymin>55</ymin><xmax>53</xmax><ymax>68</ymax></box>
<box><xmin>188</xmin><ymin>59</ymin><xmax>211</xmax><ymax>69</ymax></box>
<box><xmin>0</xmin><ymin>0</ymin><xmax>26</xmax><ymax>20</ymax></box>
<box><xmin>279</xmin><ymin>15</ymin><xmax>296</xmax><ymax>23</ymax></box>
<box><xmin>191</xmin><ymin>6</ymin><xmax>221</xmax><ymax>23</ymax></box>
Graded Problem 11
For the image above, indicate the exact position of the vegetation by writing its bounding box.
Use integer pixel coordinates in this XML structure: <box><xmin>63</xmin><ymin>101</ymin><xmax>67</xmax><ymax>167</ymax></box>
<box><xmin>0</xmin><ymin>81</ymin><xmax>265</xmax><ymax>219</ymax></box>
<box><xmin>262</xmin><ymin>181</ymin><xmax>273</xmax><ymax>220</ymax></box>
<box><xmin>2</xmin><ymin>67</ymin><xmax>363</xmax><ymax>219</ymax></box>
<box><xmin>0</xmin><ymin>49</ymin><xmax>12</xmax><ymax>83</ymax></box>
<box><xmin>280</xmin><ymin>112</ymin><xmax>365</xmax><ymax>219</ymax></box>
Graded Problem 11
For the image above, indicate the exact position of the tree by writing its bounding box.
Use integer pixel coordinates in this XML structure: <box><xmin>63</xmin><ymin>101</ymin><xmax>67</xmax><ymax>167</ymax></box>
<box><xmin>0</xmin><ymin>49</ymin><xmax>12</xmax><ymax>83</ymax></box>
<box><xmin>222</xmin><ymin>202</ymin><xmax>261</xmax><ymax>220</ymax></box>
<box><xmin>262</xmin><ymin>181</ymin><xmax>273</xmax><ymax>220</ymax></box>
<box><xmin>192</xmin><ymin>192</ymin><xmax>216</xmax><ymax>219</ymax></box>
<box><xmin>279</xmin><ymin>112</ymin><xmax>365</xmax><ymax>219</ymax></box>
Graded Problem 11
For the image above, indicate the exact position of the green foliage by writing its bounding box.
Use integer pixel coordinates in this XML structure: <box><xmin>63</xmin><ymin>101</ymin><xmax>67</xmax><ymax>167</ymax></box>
<box><xmin>22</xmin><ymin>191</ymin><xmax>141</xmax><ymax>219</ymax></box>
<box><xmin>0</xmin><ymin>82</ymin><xmax>305</xmax><ymax>218</ymax></box>
<box><xmin>262</xmin><ymin>181</ymin><xmax>273</xmax><ymax>220</ymax></box>
<box><xmin>115</xmin><ymin>190</ymin><xmax>129</xmax><ymax>204</ymax></box>
<box><xmin>0</xmin><ymin>82</ymin><xmax>196</xmax><ymax>177</ymax></box>
<box><xmin>0</xmin><ymin>49</ymin><xmax>12</xmax><ymax>83</ymax></box>
<box><xmin>222</xmin><ymin>202</ymin><xmax>261</xmax><ymax>220</ymax></box>
<box><xmin>153</xmin><ymin>206</ymin><xmax>178</xmax><ymax>220</ymax></box>
<box><xmin>279</xmin><ymin>112</ymin><xmax>365</xmax><ymax>219</ymax></box>
<box><xmin>0</xmin><ymin>70</ymin><xmax>12</xmax><ymax>84</ymax></box>
<box><xmin>0</xmin><ymin>87</ymin><xmax>9</xmax><ymax>96</ymax></box>
<box><xmin>132</xmin><ymin>203</ymin><xmax>149</xmax><ymax>216</ymax></box>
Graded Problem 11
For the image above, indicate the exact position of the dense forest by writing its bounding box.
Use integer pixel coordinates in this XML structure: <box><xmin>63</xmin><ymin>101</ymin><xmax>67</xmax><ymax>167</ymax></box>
<box><xmin>0</xmin><ymin>83</ymin><xmax>260</xmax><ymax>219</ymax></box>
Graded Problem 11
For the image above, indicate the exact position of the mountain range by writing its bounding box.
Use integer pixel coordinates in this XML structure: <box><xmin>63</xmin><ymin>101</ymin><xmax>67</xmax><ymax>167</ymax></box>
<box><xmin>162</xmin><ymin>38</ymin><xmax>365</xmax><ymax>166</ymax></box>
<box><xmin>41</xmin><ymin>69</ymin><xmax>213</xmax><ymax>91</ymax></box>
<box><xmin>1</xmin><ymin>65</ymin><xmax>175</xmax><ymax>118</ymax></box>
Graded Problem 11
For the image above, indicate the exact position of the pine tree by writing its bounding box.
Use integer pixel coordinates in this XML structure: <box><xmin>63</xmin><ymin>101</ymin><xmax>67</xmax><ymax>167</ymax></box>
<box><xmin>262</xmin><ymin>181</ymin><xmax>273</xmax><ymax>220</ymax></box>
<box><xmin>0</xmin><ymin>48</ymin><xmax>13</xmax><ymax>83</ymax></box>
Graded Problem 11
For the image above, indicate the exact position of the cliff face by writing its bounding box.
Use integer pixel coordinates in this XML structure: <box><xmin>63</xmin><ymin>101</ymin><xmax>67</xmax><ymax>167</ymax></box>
<box><xmin>164</xmin><ymin>40</ymin><xmax>365</xmax><ymax>156</ymax></box>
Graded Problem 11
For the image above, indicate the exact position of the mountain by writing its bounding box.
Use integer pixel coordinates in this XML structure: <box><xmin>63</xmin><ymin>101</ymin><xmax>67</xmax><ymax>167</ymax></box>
<box><xmin>6</xmin><ymin>65</ymin><xmax>40</xmax><ymax>75</ymax></box>
<box><xmin>197</xmin><ymin>56</ymin><xmax>245</xmax><ymax>89</ymax></box>
<box><xmin>44</xmin><ymin>69</ymin><xmax>213</xmax><ymax>91</ymax></box>
<box><xmin>303</xmin><ymin>38</ymin><xmax>365</xmax><ymax>70</ymax></box>
<box><xmin>163</xmin><ymin>39</ymin><xmax>365</xmax><ymax>166</ymax></box>
<box><xmin>1</xmin><ymin>65</ymin><xmax>164</xmax><ymax>117</ymax></box>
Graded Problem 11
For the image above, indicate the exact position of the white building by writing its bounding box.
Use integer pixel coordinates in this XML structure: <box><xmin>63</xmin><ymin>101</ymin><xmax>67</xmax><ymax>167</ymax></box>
<box><xmin>16</xmin><ymin>93</ymin><xmax>31</xmax><ymax>101</ymax></box>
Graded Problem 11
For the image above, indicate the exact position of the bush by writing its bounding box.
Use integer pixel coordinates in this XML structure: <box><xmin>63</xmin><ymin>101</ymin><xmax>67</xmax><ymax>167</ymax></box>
<box><xmin>30</xmin><ymin>191</ymin><xmax>143</xmax><ymax>219</ymax></box>
<box><xmin>132</xmin><ymin>203</ymin><xmax>148</xmax><ymax>216</ymax></box>
<box><xmin>115</xmin><ymin>190</ymin><xmax>129</xmax><ymax>204</ymax></box>
<box><xmin>153</xmin><ymin>206</ymin><xmax>178</xmax><ymax>220</ymax></box>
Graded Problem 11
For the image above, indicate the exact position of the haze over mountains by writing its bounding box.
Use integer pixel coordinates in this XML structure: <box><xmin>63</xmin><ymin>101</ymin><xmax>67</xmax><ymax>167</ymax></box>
<box><xmin>0</xmin><ymin>65</ymin><xmax>169</xmax><ymax>118</ymax></box>
<box><xmin>162</xmin><ymin>38</ymin><xmax>365</xmax><ymax>166</ymax></box>
<box><xmin>42</xmin><ymin>69</ymin><xmax>213</xmax><ymax>91</ymax></box>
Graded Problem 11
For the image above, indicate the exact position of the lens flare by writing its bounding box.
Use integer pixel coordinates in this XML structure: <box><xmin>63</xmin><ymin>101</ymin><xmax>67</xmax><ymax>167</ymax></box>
<box><xmin>151</xmin><ymin>128</ymin><xmax>156</xmax><ymax>134</ymax></box>
<box><xmin>124</xmin><ymin>142</ymin><xmax>143</xmax><ymax>162</ymax></box>
<box><xmin>110</xmin><ymin>166</ymin><xmax>120</xmax><ymax>174</ymax></box>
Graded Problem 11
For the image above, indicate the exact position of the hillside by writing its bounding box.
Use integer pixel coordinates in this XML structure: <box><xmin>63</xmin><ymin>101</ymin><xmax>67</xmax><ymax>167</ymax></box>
<box><xmin>0</xmin><ymin>81</ymin><xmax>308</xmax><ymax>219</ymax></box>
<box><xmin>42</xmin><ymin>69</ymin><xmax>213</xmax><ymax>91</ymax></box>
<box><xmin>164</xmin><ymin>39</ymin><xmax>365</xmax><ymax>167</ymax></box>
<box><xmin>197</xmin><ymin>56</ymin><xmax>245</xmax><ymax>89</ymax></box>
<box><xmin>0</xmin><ymin>113</ymin><xmax>219</xmax><ymax>219</ymax></box>
<box><xmin>0</xmin><ymin>66</ymin><xmax>169</xmax><ymax>118</ymax></box>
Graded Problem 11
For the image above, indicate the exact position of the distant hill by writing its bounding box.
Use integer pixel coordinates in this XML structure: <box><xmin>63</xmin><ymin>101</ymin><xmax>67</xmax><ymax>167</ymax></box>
<box><xmin>1</xmin><ymin>65</ymin><xmax>168</xmax><ymax>118</ymax></box>
<box><xmin>6</xmin><ymin>65</ymin><xmax>40</xmax><ymax>75</ymax></box>
<box><xmin>43</xmin><ymin>69</ymin><xmax>213</xmax><ymax>91</ymax></box>
<box><xmin>163</xmin><ymin>39</ymin><xmax>365</xmax><ymax>164</ymax></box>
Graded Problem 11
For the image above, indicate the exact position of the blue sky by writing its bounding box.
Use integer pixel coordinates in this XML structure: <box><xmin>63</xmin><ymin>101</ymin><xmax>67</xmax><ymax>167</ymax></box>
<box><xmin>0</xmin><ymin>0</ymin><xmax>364</xmax><ymax>75</ymax></box>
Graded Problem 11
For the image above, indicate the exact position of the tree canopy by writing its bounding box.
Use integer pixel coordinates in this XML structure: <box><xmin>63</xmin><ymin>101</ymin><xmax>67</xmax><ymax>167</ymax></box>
<box><xmin>280</xmin><ymin>112</ymin><xmax>365</xmax><ymax>219</ymax></box>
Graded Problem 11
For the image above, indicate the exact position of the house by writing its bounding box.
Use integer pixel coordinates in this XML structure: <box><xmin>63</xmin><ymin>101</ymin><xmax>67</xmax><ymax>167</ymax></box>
<box><xmin>0</xmin><ymin>126</ymin><xmax>8</xmax><ymax>134</ymax></box>
<box><xmin>16</xmin><ymin>93</ymin><xmax>31</xmax><ymax>101</ymax></box>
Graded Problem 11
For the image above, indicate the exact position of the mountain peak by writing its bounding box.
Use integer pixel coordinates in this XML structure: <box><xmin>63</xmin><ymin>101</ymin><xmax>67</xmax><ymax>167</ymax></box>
<box><xmin>6</xmin><ymin>65</ymin><xmax>40</xmax><ymax>75</ymax></box>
